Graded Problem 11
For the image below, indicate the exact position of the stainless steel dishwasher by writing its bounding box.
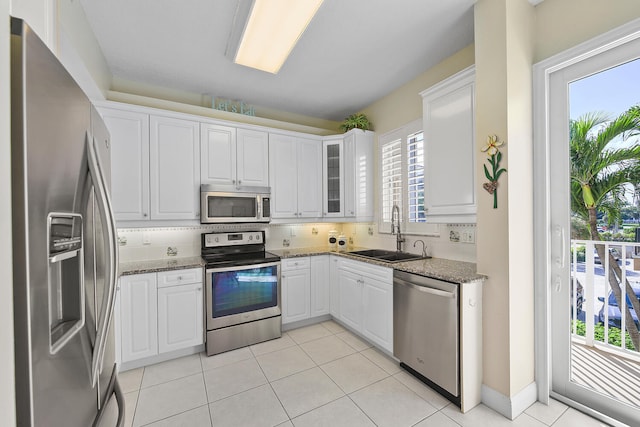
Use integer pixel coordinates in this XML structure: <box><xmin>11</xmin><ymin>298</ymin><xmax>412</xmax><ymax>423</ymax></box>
<box><xmin>393</xmin><ymin>270</ymin><xmax>460</xmax><ymax>404</ymax></box>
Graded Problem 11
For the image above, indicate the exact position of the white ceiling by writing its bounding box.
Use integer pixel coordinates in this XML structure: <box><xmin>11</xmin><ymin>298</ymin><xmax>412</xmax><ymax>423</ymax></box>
<box><xmin>80</xmin><ymin>0</ymin><xmax>476</xmax><ymax>121</ymax></box>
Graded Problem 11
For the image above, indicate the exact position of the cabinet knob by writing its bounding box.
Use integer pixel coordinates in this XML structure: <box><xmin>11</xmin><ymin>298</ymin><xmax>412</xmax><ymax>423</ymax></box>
<box><xmin>232</xmin><ymin>179</ymin><xmax>236</xmax><ymax>184</ymax></box>
<box><xmin>143</xmin><ymin>213</ymin><xmax>148</xmax><ymax>217</ymax></box>
<box><xmin>178</xmin><ymin>276</ymin><xmax>183</xmax><ymax>280</ymax></box>
<box><xmin>238</xmin><ymin>180</ymin><xmax>242</xmax><ymax>185</ymax></box>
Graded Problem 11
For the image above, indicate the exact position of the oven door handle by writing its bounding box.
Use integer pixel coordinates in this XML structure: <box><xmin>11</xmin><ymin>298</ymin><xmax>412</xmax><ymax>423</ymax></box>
<box><xmin>206</xmin><ymin>260</ymin><xmax>281</xmax><ymax>273</ymax></box>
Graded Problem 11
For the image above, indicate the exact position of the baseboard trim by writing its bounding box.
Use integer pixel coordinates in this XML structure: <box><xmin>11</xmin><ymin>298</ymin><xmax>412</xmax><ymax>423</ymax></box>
<box><xmin>482</xmin><ymin>382</ymin><xmax>537</xmax><ymax>420</ymax></box>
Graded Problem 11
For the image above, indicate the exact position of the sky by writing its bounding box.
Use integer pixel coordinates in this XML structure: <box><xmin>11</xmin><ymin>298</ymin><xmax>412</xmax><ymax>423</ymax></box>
<box><xmin>569</xmin><ymin>58</ymin><xmax>640</xmax><ymax>205</ymax></box>
<box><xmin>569</xmin><ymin>58</ymin><xmax>640</xmax><ymax>120</ymax></box>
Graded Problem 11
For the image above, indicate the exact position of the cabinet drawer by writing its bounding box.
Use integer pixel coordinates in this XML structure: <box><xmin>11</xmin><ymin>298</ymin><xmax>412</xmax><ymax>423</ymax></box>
<box><xmin>282</xmin><ymin>257</ymin><xmax>310</xmax><ymax>271</ymax></box>
<box><xmin>157</xmin><ymin>268</ymin><xmax>203</xmax><ymax>288</ymax></box>
<box><xmin>338</xmin><ymin>258</ymin><xmax>393</xmax><ymax>282</ymax></box>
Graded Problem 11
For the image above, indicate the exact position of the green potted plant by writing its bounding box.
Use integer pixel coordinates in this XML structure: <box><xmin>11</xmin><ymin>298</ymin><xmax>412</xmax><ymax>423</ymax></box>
<box><xmin>339</xmin><ymin>113</ymin><xmax>371</xmax><ymax>132</ymax></box>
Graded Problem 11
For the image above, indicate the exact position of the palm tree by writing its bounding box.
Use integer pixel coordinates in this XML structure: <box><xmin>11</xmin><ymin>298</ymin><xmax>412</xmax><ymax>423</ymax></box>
<box><xmin>570</xmin><ymin>105</ymin><xmax>640</xmax><ymax>350</ymax></box>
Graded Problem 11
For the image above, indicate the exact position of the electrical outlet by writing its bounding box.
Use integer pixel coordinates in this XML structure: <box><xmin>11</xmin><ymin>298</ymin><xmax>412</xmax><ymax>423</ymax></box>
<box><xmin>467</xmin><ymin>230</ymin><xmax>475</xmax><ymax>243</ymax></box>
<box><xmin>117</xmin><ymin>236</ymin><xmax>127</xmax><ymax>246</ymax></box>
<box><xmin>142</xmin><ymin>231</ymin><xmax>151</xmax><ymax>245</ymax></box>
<box><xmin>290</xmin><ymin>227</ymin><xmax>296</xmax><ymax>237</ymax></box>
<box><xmin>311</xmin><ymin>227</ymin><xmax>318</xmax><ymax>235</ymax></box>
<box><xmin>283</xmin><ymin>239</ymin><xmax>290</xmax><ymax>247</ymax></box>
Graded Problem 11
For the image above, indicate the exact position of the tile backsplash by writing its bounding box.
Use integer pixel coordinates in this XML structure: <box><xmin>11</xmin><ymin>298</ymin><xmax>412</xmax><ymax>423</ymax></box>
<box><xmin>117</xmin><ymin>222</ymin><xmax>476</xmax><ymax>263</ymax></box>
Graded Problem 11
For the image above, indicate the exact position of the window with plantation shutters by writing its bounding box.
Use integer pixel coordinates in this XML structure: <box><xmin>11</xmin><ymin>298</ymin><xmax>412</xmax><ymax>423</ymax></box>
<box><xmin>407</xmin><ymin>131</ymin><xmax>425</xmax><ymax>223</ymax></box>
<box><xmin>378</xmin><ymin>120</ymin><xmax>439</xmax><ymax>236</ymax></box>
<box><xmin>381</xmin><ymin>138</ymin><xmax>402</xmax><ymax>223</ymax></box>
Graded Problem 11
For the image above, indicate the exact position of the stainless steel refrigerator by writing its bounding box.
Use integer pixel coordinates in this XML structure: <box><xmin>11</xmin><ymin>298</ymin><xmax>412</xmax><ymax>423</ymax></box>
<box><xmin>11</xmin><ymin>18</ymin><xmax>124</xmax><ymax>426</ymax></box>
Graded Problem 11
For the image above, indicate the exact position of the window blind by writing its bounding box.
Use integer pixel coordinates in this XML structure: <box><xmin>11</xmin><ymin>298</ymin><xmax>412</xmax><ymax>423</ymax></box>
<box><xmin>381</xmin><ymin>138</ymin><xmax>403</xmax><ymax>223</ymax></box>
<box><xmin>407</xmin><ymin>131</ymin><xmax>425</xmax><ymax>223</ymax></box>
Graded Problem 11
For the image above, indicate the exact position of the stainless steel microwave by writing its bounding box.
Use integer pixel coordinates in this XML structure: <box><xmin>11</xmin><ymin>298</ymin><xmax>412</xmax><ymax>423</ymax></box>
<box><xmin>200</xmin><ymin>185</ymin><xmax>271</xmax><ymax>223</ymax></box>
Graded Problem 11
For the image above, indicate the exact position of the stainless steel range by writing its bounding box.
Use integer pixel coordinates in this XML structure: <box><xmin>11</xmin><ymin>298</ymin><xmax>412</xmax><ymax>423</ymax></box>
<box><xmin>202</xmin><ymin>231</ymin><xmax>281</xmax><ymax>356</ymax></box>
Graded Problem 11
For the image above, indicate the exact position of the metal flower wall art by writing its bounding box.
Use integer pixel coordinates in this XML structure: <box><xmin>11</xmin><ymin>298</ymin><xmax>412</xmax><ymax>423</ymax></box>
<box><xmin>481</xmin><ymin>135</ymin><xmax>507</xmax><ymax>209</ymax></box>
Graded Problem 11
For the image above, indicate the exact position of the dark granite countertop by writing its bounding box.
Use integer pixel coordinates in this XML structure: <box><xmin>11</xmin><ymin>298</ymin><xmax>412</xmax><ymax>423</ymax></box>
<box><xmin>119</xmin><ymin>256</ymin><xmax>205</xmax><ymax>276</ymax></box>
<box><xmin>118</xmin><ymin>248</ymin><xmax>487</xmax><ymax>284</ymax></box>
<box><xmin>270</xmin><ymin>247</ymin><xmax>486</xmax><ymax>284</ymax></box>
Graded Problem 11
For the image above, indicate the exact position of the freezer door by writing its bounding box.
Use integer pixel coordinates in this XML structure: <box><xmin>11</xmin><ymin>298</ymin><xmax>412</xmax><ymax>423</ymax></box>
<box><xmin>11</xmin><ymin>17</ymin><xmax>99</xmax><ymax>426</ymax></box>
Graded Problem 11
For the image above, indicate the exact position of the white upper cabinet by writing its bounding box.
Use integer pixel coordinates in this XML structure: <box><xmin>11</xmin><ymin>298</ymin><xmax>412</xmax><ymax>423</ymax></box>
<box><xmin>200</xmin><ymin>124</ymin><xmax>237</xmax><ymax>185</ymax></box>
<box><xmin>322</xmin><ymin>130</ymin><xmax>374</xmax><ymax>220</ymax></box>
<box><xmin>101</xmin><ymin>106</ymin><xmax>201</xmax><ymax>222</ymax></box>
<box><xmin>269</xmin><ymin>133</ymin><xmax>322</xmax><ymax>219</ymax></box>
<box><xmin>297</xmin><ymin>138</ymin><xmax>323</xmax><ymax>217</ymax></box>
<box><xmin>346</xmin><ymin>130</ymin><xmax>374</xmax><ymax>220</ymax></box>
<box><xmin>201</xmin><ymin>125</ymin><xmax>269</xmax><ymax>188</ymax></box>
<box><xmin>237</xmin><ymin>129</ymin><xmax>269</xmax><ymax>187</ymax></box>
<box><xmin>150</xmin><ymin>116</ymin><xmax>200</xmax><ymax>220</ymax></box>
<box><xmin>322</xmin><ymin>138</ymin><xmax>344</xmax><ymax>217</ymax></box>
<box><xmin>100</xmin><ymin>108</ymin><xmax>150</xmax><ymax>221</ymax></box>
<box><xmin>421</xmin><ymin>66</ymin><xmax>476</xmax><ymax>223</ymax></box>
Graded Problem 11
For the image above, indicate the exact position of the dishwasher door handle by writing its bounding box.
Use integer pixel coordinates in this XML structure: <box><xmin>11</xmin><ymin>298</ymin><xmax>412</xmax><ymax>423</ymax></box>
<box><xmin>393</xmin><ymin>277</ymin><xmax>456</xmax><ymax>299</ymax></box>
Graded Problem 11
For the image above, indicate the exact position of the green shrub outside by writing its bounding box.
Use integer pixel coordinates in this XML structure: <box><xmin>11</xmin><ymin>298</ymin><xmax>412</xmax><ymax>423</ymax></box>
<box><xmin>572</xmin><ymin>319</ymin><xmax>635</xmax><ymax>350</ymax></box>
<box><xmin>570</xmin><ymin>245</ymin><xmax>586</xmax><ymax>262</ymax></box>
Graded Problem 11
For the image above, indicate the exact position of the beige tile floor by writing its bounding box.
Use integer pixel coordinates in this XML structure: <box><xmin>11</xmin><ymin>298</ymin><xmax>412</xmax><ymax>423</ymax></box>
<box><xmin>118</xmin><ymin>321</ymin><xmax>611</xmax><ymax>427</ymax></box>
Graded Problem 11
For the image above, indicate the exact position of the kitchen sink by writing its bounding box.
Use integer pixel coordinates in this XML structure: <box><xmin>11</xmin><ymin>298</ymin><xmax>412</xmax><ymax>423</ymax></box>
<box><xmin>349</xmin><ymin>249</ymin><xmax>430</xmax><ymax>263</ymax></box>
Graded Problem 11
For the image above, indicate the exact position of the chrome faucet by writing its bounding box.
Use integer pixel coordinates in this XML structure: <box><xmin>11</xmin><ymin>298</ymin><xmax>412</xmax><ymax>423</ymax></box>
<box><xmin>391</xmin><ymin>204</ymin><xmax>405</xmax><ymax>252</ymax></box>
<box><xmin>414</xmin><ymin>239</ymin><xmax>427</xmax><ymax>258</ymax></box>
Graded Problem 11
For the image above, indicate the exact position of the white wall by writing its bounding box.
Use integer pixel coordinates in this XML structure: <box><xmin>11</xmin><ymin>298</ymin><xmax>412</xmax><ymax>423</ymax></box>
<box><xmin>9</xmin><ymin>0</ymin><xmax>55</xmax><ymax>48</ymax></box>
<box><xmin>1</xmin><ymin>0</ymin><xmax>15</xmax><ymax>424</ymax></box>
<box><xmin>115</xmin><ymin>222</ymin><xmax>477</xmax><ymax>263</ymax></box>
<box><xmin>56</xmin><ymin>0</ymin><xmax>111</xmax><ymax>98</ymax></box>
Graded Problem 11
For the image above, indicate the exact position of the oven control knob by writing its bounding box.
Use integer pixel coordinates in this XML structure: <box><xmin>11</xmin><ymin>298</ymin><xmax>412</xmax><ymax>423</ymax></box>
<box><xmin>214</xmin><ymin>237</ymin><xmax>219</xmax><ymax>243</ymax></box>
<box><xmin>255</xmin><ymin>234</ymin><xmax>261</xmax><ymax>241</ymax></box>
<box><xmin>249</xmin><ymin>235</ymin><xmax>253</xmax><ymax>241</ymax></box>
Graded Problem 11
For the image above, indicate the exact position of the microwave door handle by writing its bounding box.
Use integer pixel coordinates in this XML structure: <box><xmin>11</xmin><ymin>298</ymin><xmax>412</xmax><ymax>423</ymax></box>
<box><xmin>257</xmin><ymin>195</ymin><xmax>261</xmax><ymax>218</ymax></box>
<box><xmin>86</xmin><ymin>132</ymin><xmax>119</xmax><ymax>387</ymax></box>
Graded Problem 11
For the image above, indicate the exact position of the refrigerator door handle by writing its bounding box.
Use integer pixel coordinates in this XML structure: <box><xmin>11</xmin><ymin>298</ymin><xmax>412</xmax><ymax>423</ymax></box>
<box><xmin>92</xmin><ymin>363</ymin><xmax>125</xmax><ymax>427</ymax></box>
<box><xmin>86</xmin><ymin>131</ymin><xmax>119</xmax><ymax>387</ymax></box>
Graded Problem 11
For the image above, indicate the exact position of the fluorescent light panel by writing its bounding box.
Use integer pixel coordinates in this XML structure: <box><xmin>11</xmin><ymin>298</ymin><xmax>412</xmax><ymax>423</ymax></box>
<box><xmin>235</xmin><ymin>0</ymin><xmax>324</xmax><ymax>74</ymax></box>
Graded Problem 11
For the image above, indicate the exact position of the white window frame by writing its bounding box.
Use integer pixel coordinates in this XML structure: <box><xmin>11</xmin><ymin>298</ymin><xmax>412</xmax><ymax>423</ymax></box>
<box><xmin>378</xmin><ymin>119</ymin><xmax>439</xmax><ymax>236</ymax></box>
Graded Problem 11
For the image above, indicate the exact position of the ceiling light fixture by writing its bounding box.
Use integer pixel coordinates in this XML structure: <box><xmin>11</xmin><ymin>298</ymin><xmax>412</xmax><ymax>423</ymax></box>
<box><xmin>233</xmin><ymin>0</ymin><xmax>324</xmax><ymax>74</ymax></box>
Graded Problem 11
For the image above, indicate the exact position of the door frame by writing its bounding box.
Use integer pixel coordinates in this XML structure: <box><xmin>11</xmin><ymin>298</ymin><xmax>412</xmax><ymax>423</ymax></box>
<box><xmin>533</xmin><ymin>16</ymin><xmax>640</xmax><ymax>424</ymax></box>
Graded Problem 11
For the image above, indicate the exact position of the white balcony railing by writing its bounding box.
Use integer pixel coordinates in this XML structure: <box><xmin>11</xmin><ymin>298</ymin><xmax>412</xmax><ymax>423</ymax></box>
<box><xmin>571</xmin><ymin>239</ymin><xmax>640</xmax><ymax>359</ymax></box>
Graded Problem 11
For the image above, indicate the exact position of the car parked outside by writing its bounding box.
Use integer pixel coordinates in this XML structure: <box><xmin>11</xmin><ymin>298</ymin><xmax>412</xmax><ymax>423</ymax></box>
<box><xmin>597</xmin><ymin>282</ymin><xmax>640</xmax><ymax>328</ymax></box>
<box><xmin>593</xmin><ymin>247</ymin><xmax>622</xmax><ymax>264</ymax></box>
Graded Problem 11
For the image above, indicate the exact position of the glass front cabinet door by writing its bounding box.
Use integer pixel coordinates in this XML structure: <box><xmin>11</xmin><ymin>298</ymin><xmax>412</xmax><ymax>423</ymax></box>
<box><xmin>323</xmin><ymin>138</ymin><xmax>344</xmax><ymax>217</ymax></box>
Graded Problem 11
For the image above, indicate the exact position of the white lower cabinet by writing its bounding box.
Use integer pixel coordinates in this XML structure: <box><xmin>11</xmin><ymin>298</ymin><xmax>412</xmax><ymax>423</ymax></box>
<box><xmin>337</xmin><ymin>259</ymin><xmax>393</xmax><ymax>352</ymax></box>
<box><xmin>281</xmin><ymin>257</ymin><xmax>311</xmax><ymax>324</ymax></box>
<box><xmin>118</xmin><ymin>268</ymin><xmax>203</xmax><ymax>365</ymax></box>
<box><xmin>119</xmin><ymin>273</ymin><xmax>158</xmax><ymax>362</ymax></box>
<box><xmin>337</xmin><ymin>268</ymin><xmax>362</xmax><ymax>331</ymax></box>
<box><xmin>157</xmin><ymin>282</ymin><xmax>204</xmax><ymax>354</ymax></box>
<box><xmin>329</xmin><ymin>255</ymin><xmax>340</xmax><ymax>317</ymax></box>
<box><xmin>310</xmin><ymin>255</ymin><xmax>330</xmax><ymax>317</ymax></box>
<box><xmin>361</xmin><ymin>275</ymin><xmax>393</xmax><ymax>350</ymax></box>
<box><xmin>282</xmin><ymin>256</ymin><xmax>332</xmax><ymax>324</ymax></box>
